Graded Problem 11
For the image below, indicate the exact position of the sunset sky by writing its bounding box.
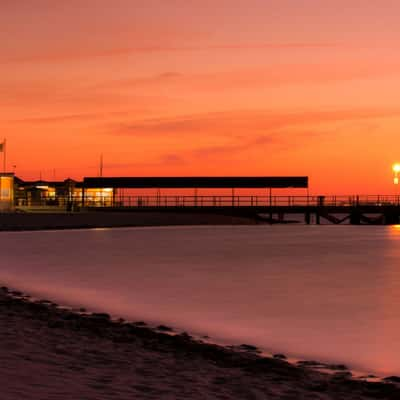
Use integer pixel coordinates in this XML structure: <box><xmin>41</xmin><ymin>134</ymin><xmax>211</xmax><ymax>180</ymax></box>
<box><xmin>2</xmin><ymin>0</ymin><xmax>400</xmax><ymax>193</ymax></box>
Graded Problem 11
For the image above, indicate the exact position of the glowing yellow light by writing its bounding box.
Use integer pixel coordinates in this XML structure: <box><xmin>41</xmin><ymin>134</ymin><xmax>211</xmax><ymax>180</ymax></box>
<box><xmin>395</xmin><ymin>177</ymin><xmax>399</xmax><ymax>185</ymax></box>
<box><xmin>393</xmin><ymin>163</ymin><xmax>400</xmax><ymax>173</ymax></box>
<box><xmin>390</xmin><ymin>225</ymin><xmax>400</xmax><ymax>236</ymax></box>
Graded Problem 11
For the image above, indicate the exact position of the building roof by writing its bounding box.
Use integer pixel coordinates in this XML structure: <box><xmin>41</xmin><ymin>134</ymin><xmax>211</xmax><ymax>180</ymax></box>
<box><xmin>15</xmin><ymin>178</ymin><xmax>82</xmax><ymax>189</ymax></box>
<box><xmin>82</xmin><ymin>176</ymin><xmax>308</xmax><ymax>189</ymax></box>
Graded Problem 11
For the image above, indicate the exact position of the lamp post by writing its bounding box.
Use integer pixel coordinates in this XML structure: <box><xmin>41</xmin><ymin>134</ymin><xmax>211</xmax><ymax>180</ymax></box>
<box><xmin>393</xmin><ymin>164</ymin><xmax>400</xmax><ymax>205</ymax></box>
<box><xmin>393</xmin><ymin>163</ymin><xmax>400</xmax><ymax>185</ymax></box>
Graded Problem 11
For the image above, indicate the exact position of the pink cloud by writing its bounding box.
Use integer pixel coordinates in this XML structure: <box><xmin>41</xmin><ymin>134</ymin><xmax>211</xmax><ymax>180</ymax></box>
<box><xmin>0</xmin><ymin>42</ymin><xmax>339</xmax><ymax>64</ymax></box>
<box><xmin>103</xmin><ymin>61</ymin><xmax>400</xmax><ymax>93</ymax></box>
<box><xmin>111</xmin><ymin>108</ymin><xmax>400</xmax><ymax>137</ymax></box>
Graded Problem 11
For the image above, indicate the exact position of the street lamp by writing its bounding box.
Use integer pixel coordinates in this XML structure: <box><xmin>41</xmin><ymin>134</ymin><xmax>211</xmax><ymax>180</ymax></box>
<box><xmin>393</xmin><ymin>163</ymin><xmax>400</xmax><ymax>185</ymax></box>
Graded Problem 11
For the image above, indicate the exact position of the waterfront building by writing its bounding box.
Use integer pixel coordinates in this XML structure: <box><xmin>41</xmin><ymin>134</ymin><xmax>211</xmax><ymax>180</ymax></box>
<box><xmin>0</xmin><ymin>173</ymin><xmax>14</xmax><ymax>211</ymax></box>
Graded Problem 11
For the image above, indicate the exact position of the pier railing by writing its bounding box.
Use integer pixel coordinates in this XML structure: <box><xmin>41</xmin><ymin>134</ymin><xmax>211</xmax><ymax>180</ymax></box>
<box><xmin>14</xmin><ymin>194</ymin><xmax>400</xmax><ymax>209</ymax></box>
<box><xmin>87</xmin><ymin>195</ymin><xmax>400</xmax><ymax>208</ymax></box>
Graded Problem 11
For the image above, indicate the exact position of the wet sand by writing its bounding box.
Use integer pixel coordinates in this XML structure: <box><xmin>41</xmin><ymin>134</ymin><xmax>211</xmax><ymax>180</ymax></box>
<box><xmin>1</xmin><ymin>287</ymin><xmax>400</xmax><ymax>399</ymax></box>
<box><xmin>0</xmin><ymin>211</ymin><xmax>258</xmax><ymax>231</ymax></box>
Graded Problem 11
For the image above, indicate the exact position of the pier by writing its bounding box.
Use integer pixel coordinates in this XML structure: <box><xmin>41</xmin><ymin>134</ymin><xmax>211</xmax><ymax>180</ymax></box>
<box><xmin>85</xmin><ymin>194</ymin><xmax>400</xmax><ymax>225</ymax></box>
<box><xmin>80</xmin><ymin>177</ymin><xmax>400</xmax><ymax>225</ymax></box>
<box><xmin>5</xmin><ymin>175</ymin><xmax>400</xmax><ymax>225</ymax></box>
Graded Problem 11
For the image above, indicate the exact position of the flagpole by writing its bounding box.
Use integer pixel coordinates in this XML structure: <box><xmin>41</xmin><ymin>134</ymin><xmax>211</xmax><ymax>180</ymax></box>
<box><xmin>3</xmin><ymin>138</ymin><xmax>6</xmax><ymax>173</ymax></box>
<box><xmin>99</xmin><ymin>153</ymin><xmax>103</xmax><ymax>177</ymax></box>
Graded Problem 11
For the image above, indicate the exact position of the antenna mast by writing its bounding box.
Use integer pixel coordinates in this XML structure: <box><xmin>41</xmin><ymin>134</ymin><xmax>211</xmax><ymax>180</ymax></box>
<box><xmin>99</xmin><ymin>154</ymin><xmax>103</xmax><ymax>177</ymax></box>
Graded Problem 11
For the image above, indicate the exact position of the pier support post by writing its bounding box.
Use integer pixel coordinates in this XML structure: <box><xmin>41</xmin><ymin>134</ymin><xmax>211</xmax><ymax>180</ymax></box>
<box><xmin>384</xmin><ymin>209</ymin><xmax>400</xmax><ymax>225</ymax></box>
<box><xmin>350</xmin><ymin>209</ymin><xmax>361</xmax><ymax>225</ymax></box>
<box><xmin>316</xmin><ymin>195</ymin><xmax>325</xmax><ymax>225</ymax></box>
<box><xmin>305</xmin><ymin>211</ymin><xmax>310</xmax><ymax>225</ymax></box>
<box><xmin>82</xmin><ymin>188</ymin><xmax>85</xmax><ymax>208</ymax></box>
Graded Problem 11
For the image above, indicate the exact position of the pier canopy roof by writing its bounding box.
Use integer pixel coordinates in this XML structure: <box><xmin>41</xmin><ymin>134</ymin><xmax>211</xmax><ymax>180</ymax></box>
<box><xmin>82</xmin><ymin>176</ymin><xmax>308</xmax><ymax>189</ymax></box>
<box><xmin>15</xmin><ymin>179</ymin><xmax>83</xmax><ymax>191</ymax></box>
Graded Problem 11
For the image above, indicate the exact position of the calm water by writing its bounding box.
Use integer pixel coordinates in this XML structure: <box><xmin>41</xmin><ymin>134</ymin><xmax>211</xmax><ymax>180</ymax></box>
<box><xmin>1</xmin><ymin>225</ymin><xmax>400</xmax><ymax>376</ymax></box>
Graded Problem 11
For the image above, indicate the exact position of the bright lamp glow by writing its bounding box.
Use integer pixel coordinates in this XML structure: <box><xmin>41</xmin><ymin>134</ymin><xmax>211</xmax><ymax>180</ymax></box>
<box><xmin>395</xmin><ymin>177</ymin><xmax>399</xmax><ymax>185</ymax></box>
<box><xmin>393</xmin><ymin>163</ymin><xmax>400</xmax><ymax>173</ymax></box>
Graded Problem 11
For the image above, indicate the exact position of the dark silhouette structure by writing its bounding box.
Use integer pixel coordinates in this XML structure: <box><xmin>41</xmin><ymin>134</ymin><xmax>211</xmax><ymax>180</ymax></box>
<box><xmin>82</xmin><ymin>176</ymin><xmax>308</xmax><ymax>189</ymax></box>
<box><xmin>9</xmin><ymin>175</ymin><xmax>400</xmax><ymax>225</ymax></box>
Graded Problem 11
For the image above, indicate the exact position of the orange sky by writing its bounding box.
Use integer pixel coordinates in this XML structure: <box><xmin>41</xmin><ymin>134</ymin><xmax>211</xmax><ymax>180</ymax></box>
<box><xmin>1</xmin><ymin>0</ymin><xmax>400</xmax><ymax>194</ymax></box>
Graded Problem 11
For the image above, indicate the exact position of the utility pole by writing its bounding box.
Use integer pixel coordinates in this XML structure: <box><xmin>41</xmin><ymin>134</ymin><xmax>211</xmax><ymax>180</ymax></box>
<box><xmin>99</xmin><ymin>154</ymin><xmax>103</xmax><ymax>177</ymax></box>
<box><xmin>2</xmin><ymin>138</ymin><xmax>6</xmax><ymax>173</ymax></box>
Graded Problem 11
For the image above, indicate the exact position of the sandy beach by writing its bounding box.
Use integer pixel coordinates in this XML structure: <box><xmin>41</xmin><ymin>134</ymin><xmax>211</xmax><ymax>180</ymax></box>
<box><xmin>1</xmin><ymin>287</ymin><xmax>400</xmax><ymax>399</ymax></box>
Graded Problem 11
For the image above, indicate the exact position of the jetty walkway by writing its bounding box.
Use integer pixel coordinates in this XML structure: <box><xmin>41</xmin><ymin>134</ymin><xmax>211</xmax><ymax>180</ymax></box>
<box><xmin>5</xmin><ymin>176</ymin><xmax>400</xmax><ymax>225</ymax></box>
<box><xmin>87</xmin><ymin>194</ymin><xmax>400</xmax><ymax>225</ymax></box>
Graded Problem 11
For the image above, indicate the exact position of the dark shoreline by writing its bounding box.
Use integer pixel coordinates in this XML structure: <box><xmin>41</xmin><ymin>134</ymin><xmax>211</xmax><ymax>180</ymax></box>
<box><xmin>0</xmin><ymin>211</ymin><xmax>259</xmax><ymax>232</ymax></box>
<box><xmin>1</xmin><ymin>286</ymin><xmax>400</xmax><ymax>399</ymax></box>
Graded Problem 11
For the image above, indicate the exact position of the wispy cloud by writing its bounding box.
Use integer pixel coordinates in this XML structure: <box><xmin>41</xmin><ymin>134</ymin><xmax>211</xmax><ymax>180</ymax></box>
<box><xmin>7</xmin><ymin>111</ymin><xmax>131</xmax><ymax>124</ymax></box>
<box><xmin>92</xmin><ymin>72</ymin><xmax>183</xmax><ymax>91</ymax></box>
<box><xmin>145</xmin><ymin>129</ymin><xmax>325</xmax><ymax>169</ymax></box>
<box><xmin>98</xmin><ymin>154</ymin><xmax>187</xmax><ymax>170</ymax></box>
<box><xmin>189</xmin><ymin>130</ymin><xmax>322</xmax><ymax>159</ymax></box>
<box><xmin>111</xmin><ymin>108</ymin><xmax>400</xmax><ymax>138</ymax></box>
<box><xmin>1</xmin><ymin>42</ymin><xmax>338</xmax><ymax>64</ymax></box>
<box><xmin>102</xmin><ymin>61</ymin><xmax>400</xmax><ymax>93</ymax></box>
<box><xmin>159</xmin><ymin>154</ymin><xmax>186</xmax><ymax>165</ymax></box>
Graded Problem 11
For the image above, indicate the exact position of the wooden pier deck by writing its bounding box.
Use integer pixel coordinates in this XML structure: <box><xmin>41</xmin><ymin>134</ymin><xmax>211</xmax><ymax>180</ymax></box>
<box><xmin>86</xmin><ymin>195</ymin><xmax>400</xmax><ymax>225</ymax></box>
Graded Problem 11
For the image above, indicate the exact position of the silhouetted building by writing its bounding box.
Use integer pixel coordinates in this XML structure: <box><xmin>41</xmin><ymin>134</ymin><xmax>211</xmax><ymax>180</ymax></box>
<box><xmin>0</xmin><ymin>173</ymin><xmax>14</xmax><ymax>211</ymax></box>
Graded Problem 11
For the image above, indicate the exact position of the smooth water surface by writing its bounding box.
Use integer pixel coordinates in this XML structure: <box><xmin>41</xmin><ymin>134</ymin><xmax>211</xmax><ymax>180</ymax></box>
<box><xmin>1</xmin><ymin>225</ymin><xmax>400</xmax><ymax>375</ymax></box>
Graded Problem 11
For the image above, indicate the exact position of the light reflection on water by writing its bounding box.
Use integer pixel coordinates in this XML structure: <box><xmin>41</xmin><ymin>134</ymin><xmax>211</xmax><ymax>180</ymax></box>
<box><xmin>0</xmin><ymin>225</ymin><xmax>400</xmax><ymax>376</ymax></box>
